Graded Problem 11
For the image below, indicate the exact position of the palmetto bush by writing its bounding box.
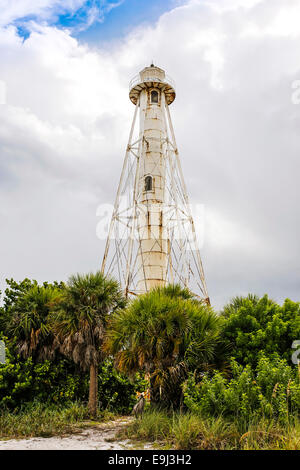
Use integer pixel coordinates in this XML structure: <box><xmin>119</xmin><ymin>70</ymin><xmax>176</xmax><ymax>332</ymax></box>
<box><xmin>6</xmin><ymin>284</ymin><xmax>61</xmax><ymax>361</ymax></box>
<box><xmin>105</xmin><ymin>285</ymin><xmax>225</xmax><ymax>408</ymax></box>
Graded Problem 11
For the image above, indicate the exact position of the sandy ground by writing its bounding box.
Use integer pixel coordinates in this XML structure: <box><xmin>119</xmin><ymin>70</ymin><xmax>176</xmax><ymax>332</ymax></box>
<box><xmin>0</xmin><ymin>418</ymin><xmax>152</xmax><ymax>450</ymax></box>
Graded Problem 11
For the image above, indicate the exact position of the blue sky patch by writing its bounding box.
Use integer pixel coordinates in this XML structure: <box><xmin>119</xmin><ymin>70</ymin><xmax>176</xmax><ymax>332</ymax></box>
<box><xmin>12</xmin><ymin>0</ymin><xmax>182</xmax><ymax>44</ymax></box>
<box><xmin>15</xmin><ymin>22</ymin><xmax>32</xmax><ymax>41</ymax></box>
<box><xmin>75</xmin><ymin>0</ymin><xmax>181</xmax><ymax>44</ymax></box>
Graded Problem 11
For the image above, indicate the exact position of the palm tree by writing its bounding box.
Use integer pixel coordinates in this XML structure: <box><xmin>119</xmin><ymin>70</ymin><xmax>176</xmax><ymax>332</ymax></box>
<box><xmin>220</xmin><ymin>294</ymin><xmax>260</xmax><ymax>318</ymax></box>
<box><xmin>104</xmin><ymin>284</ymin><xmax>222</xmax><ymax>408</ymax></box>
<box><xmin>7</xmin><ymin>284</ymin><xmax>59</xmax><ymax>361</ymax></box>
<box><xmin>51</xmin><ymin>272</ymin><xmax>125</xmax><ymax>418</ymax></box>
<box><xmin>152</xmin><ymin>284</ymin><xmax>194</xmax><ymax>300</ymax></box>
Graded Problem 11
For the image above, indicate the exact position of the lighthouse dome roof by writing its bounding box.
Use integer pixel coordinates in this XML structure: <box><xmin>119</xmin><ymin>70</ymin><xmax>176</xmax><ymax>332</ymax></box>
<box><xmin>129</xmin><ymin>65</ymin><xmax>176</xmax><ymax>106</ymax></box>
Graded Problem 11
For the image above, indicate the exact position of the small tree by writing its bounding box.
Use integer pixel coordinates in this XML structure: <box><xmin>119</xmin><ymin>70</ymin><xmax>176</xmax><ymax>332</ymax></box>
<box><xmin>105</xmin><ymin>285</ymin><xmax>223</xmax><ymax>408</ymax></box>
<box><xmin>51</xmin><ymin>272</ymin><xmax>125</xmax><ymax>418</ymax></box>
<box><xmin>221</xmin><ymin>294</ymin><xmax>300</xmax><ymax>367</ymax></box>
<box><xmin>6</xmin><ymin>284</ymin><xmax>60</xmax><ymax>361</ymax></box>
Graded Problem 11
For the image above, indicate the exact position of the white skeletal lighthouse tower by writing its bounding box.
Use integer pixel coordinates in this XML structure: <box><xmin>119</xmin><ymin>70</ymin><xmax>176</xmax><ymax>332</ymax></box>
<box><xmin>101</xmin><ymin>65</ymin><xmax>209</xmax><ymax>303</ymax></box>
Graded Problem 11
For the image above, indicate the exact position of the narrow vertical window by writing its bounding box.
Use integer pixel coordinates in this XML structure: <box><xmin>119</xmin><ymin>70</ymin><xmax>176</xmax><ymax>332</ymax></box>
<box><xmin>145</xmin><ymin>175</ymin><xmax>153</xmax><ymax>191</ymax></box>
<box><xmin>151</xmin><ymin>90</ymin><xmax>159</xmax><ymax>103</ymax></box>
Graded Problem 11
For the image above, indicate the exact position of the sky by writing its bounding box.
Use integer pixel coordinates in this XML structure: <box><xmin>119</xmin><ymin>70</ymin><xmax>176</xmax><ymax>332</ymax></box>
<box><xmin>0</xmin><ymin>0</ymin><xmax>300</xmax><ymax>309</ymax></box>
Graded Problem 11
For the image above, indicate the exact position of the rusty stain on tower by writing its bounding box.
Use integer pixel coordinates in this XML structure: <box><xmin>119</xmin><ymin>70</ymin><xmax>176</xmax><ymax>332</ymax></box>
<box><xmin>101</xmin><ymin>64</ymin><xmax>209</xmax><ymax>303</ymax></box>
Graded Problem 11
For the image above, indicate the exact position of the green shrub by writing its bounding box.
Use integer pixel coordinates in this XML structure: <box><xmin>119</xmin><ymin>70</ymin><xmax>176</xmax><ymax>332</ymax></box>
<box><xmin>183</xmin><ymin>355</ymin><xmax>300</xmax><ymax>423</ymax></box>
<box><xmin>98</xmin><ymin>358</ymin><xmax>147</xmax><ymax>414</ymax></box>
<box><xmin>0</xmin><ymin>339</ymin><xmax>145</xmax><ymax>413</ymax></box>
<box><xmin>221</xmin><ymin>295</ymin><xmax>300</xmax><ymax>367</ymax></box>
<box><xmin>0</xmin><ymin>278</ymin><xmax>144</xmax><ymax>414</ymax></box>
<box><xmin>0</xmin><ymin>339</ymin><xmax>87</xmax><ymax>408</ymax></box>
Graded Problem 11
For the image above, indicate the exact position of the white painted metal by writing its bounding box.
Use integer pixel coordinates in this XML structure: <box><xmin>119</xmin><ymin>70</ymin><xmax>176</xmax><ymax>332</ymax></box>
<box><xmin>129</xmin><ymin>74</ymin><xmax>176</xmax><ymax>94</ymax></box>
<box><xmin>101</xmin><ymin>65</ymin><xmax>209</xmax><ymax>303</ymax></box>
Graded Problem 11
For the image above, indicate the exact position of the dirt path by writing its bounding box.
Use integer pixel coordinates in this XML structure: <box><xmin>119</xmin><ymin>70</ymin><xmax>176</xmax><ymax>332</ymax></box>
<box><xmin>0</xmin><ymin>417</ymin><xmax>152</xmax><ymax>450</ymax></box>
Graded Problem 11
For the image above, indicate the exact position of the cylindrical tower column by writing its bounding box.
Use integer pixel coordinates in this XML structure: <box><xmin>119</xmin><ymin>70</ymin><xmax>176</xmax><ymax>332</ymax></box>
<box><xmin>129</xmin><ymin>65</ymin><xmax>176</xmax><ymax>293</ymax></box>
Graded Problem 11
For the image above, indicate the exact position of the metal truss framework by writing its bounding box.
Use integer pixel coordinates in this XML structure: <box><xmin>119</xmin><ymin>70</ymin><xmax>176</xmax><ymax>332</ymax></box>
<box><xmin>101</xmin><ymin>98</ymin><xmax>209</xmax><ymax>303</ymax></box>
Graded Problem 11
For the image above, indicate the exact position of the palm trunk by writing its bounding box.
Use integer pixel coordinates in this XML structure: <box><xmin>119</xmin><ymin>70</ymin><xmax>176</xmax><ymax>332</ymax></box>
<box><xmin>88</xmin><ymin>363</ymin><xmax>98</xmax><ymax>419</ymax></box>
<box><xmin>150</xmin><ymin>375</ymin><xmax>160</xmax><ymax>406</ymax></box>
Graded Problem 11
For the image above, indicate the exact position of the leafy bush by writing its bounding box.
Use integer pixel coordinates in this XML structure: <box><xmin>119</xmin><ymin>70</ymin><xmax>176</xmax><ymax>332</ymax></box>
<box><xmin>221</xmin><ymin>295</ymin><xmax>300</xmax><ymax>367</ymax></box>
<box><xmin>183</xmin><ymin>355</ymin><xmax>300</xmax><ymax>423</ymax></box>
<box><xmin>0</xmin><ymin>339</ymin><xmax>87</xmax><ymax>408</ymax></box>
<box><xmin>98</xmin><ymin>358</ymin><xmax>147</xmax><ymax>414</ymax></box>
<box><xmin>0</xmin><ymin>339</ymin><xmax>145</xmax><ymax>413</ymax></box>
<box><xmin>0</xmin><ymin>278</ymin><xmax>144</xmax><ymax>414</ymax></box>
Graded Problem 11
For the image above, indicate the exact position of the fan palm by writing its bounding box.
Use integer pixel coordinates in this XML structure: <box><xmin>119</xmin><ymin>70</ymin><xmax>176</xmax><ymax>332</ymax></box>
<box><xmin>220</xmin><ymin>294</ymin><xmax>260</xmax><ymax>318</ymax></box>
<box><xmin>7</xmin><ymin>284</ymin><xmax>59</xmax><ymax>361</ymax></box>
<box><xmin>50</xmin><ymin>272</ymin><xmax>125</xmax><ymax>418</ymax></box>
<box><xmin>105</xmin><ymin>284</ymin><xmax>222</xmax><ymax>408</ymax></box>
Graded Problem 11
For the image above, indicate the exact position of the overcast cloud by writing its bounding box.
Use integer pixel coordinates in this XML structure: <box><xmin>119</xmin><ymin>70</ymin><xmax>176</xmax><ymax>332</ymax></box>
<box><xmin>0</xmin><ymin>0</ymin><xmax>300</xmax><ymax>309</ymax></box>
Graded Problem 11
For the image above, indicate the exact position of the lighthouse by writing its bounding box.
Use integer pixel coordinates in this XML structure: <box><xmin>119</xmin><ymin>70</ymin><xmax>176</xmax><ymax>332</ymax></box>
<box><xmin>101</xmin><ymin>65</ymin><xmax>209</xmax><ymax>303</ymax></box>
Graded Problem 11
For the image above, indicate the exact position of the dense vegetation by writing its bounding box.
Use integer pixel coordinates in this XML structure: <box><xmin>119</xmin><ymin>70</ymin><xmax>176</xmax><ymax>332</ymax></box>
<box><xmin>104</xmin><ymin>285</ymin><xmax>225</xmax><ymax>408</ymax></box>
<box><xmin>0</xmin><ymin>276</ymin><xmax>299</xmax><ymax>449</ymax></box>
<box><xmin>0</xmin><ymin>340</ymin><xmax>145</xmax><ymax>414</ymax></box>
<box><xmin>0</xmin><ymin>277</ymin><xmax>144</xmax><ymax>416</ymax></box>
<box><xmin>184</xmin><ymin>355</ymin><xmax>300</xmax><ymax>424</ymax></box>
<box><xmin>221</xmin><ymin>294</ymin><xmax>300</xmax><ymax>367</ymax></box>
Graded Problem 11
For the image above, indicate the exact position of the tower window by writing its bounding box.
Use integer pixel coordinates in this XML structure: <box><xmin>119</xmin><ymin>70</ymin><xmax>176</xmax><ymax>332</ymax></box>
<box><xmin>151</xmin><ymin>90</ymin><xmax>159</xmax><ymax>103</ymax></box>
<box><xmin>145</xmin><ymin>175</ymin><xmax>153</xmax><ymax>191</ymax></box>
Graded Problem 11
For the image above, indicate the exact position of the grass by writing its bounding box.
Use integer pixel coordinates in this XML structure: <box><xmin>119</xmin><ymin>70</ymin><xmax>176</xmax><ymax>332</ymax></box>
<box><xmin>119</xmin><ymin>409</ymin><xmax>300</xmax><ymax>450</ymax></box>
<box><xmin>2</xmin><ymin>403</ymin><xmax>300</xmax><ymax>449</ymax></box>
<box><xmin>123</xmin><ymin>409</ymin><xmax>172</xmax><ymax>442</ymax></box>
<box><xmin>0</xmin><ymin>402</ymin><xmax>117</xmax><ymax>439</ymax></box>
